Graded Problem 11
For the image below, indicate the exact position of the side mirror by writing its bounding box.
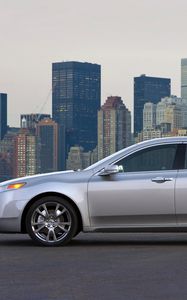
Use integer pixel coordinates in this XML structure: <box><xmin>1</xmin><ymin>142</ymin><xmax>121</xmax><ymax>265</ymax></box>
<box><xmin>99</xmin><ymin>164</ymin><xmax>120</xmax><ymax>176</ymax></box>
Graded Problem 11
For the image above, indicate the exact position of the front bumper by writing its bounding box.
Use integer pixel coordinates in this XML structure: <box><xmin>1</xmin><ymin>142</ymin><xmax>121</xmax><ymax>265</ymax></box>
<box><xmin>0</xmin><ymin>189</ymin><xmax>28</xmax><ymax>233</ymax></box>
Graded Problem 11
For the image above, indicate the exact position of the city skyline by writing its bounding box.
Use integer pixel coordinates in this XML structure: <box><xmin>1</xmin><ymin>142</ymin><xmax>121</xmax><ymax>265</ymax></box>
<box><xmin>1</xmin><ymin>57</ymin><xmax>183</xmax><ymax>128</ymax></box>
<box><xmin>1</xmin><ymin>58</ymin><xmax>187</xmax><ymax>179</ymax></box>
<box><xmin>0</xmin><ymin>0</ymin><xmax>187</xmax><ymax>126</ymax></box>
<box><xmin>1</xmin><ymin>58</ymin><xmax>183</xmax><ymax>129</ymax></box>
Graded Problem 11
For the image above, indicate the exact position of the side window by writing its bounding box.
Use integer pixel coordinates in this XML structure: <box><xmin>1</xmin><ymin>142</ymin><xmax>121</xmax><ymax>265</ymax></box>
<box><xmin>184</xmin><ymin>145</ymin><xmax>187</xmax><ymax>169</ymax></box>
<box><xmin>116</xmin><ymin>144</ymin><xmax>178</xmax><ymax>172</ymax></box>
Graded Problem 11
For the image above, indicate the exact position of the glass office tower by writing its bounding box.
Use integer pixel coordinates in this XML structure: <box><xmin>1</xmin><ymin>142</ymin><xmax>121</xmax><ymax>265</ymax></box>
<box><xmin>52</xmin><ymin>61</ymin><xmax>101</xmax><ymax>168</ymax></box>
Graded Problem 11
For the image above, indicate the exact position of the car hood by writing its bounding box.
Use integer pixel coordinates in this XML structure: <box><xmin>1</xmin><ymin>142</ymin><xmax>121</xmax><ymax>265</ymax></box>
<box><xmin>0</xmin><ymin>170</ymin><xmax>76</xmax><ymax>186</ymax></box>
<box><xmin>0</xmin><ymin>168</ymin><xmax>96</xmax><ymax>189</ymax></box>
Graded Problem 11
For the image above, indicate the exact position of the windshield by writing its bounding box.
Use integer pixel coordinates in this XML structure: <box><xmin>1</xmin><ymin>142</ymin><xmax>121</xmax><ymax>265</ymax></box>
<box><xmin>85</xmin><ymin>141</ymin><xmax>156</xmax><ymax>171</ymax></box>
<box><xmin>85</xmin><ymin>147</ymin><xmax>131</xmax><ymax>170</ymax></box>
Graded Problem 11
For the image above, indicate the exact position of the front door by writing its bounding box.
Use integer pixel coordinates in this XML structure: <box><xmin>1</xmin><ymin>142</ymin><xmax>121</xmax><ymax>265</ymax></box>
<box><xmin>88</xmin><ymin>143</ymin><xmax>180</xmax><ymax>228</ymax></box>
<box><xmin>175</xmin><ymin>143</ymin><xmax>187</xmax><ymax>225</ymax></box>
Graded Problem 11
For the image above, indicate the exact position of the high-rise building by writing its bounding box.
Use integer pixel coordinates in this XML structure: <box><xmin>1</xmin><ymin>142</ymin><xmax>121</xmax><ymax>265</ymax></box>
<box><xmin>139</xmin><ymin>96</ymin><xmax>187</xmax><ymax>143</ymax></box>
<box><xmin>52</xmin><ymin>61</ymin><xmax>101</xmax><ymax>167</ymax></box>
<box><xmin>134</xmin><ymin>75</ymin><xmax>170</xmax><ymax>135</ymax></box>
<box><xmin>36</xmin><ymin>118</ymin><xmax>59</xmax><ymax>173</ymax></box>
<box><xmin>0</xmin><ymin>130</ymin><xmax>18</xmax><ymax>180</ymax></box>
<box><xmin>156</xmin><ymin>96</ymin><xmax>187</xmax><ymax>130</ymax></box>
<box><xmin>66</xmin><ymin>146</ymin><xmax>92</xmax><ymax>170</ymax></box>
<box><xmin>143</xmin><ymin>102</ymin><xmax>157</xmax><ymax>130</ymax></box>
<box><xmin>13</xmin><ymin>129</ymin><xmax>39</xmax><ymax>178</ymax></box>
<box><xmin>136</xmin><ymin>129</ymin><xmax>162</xmax><ymax>143</ymax></box>
<box><xmin>0</xmin><ymin>93</ymin><xmax>7</xmax><ymax>140</ymax></box>
<box><xmin>98</xmin><ymin>96</ymin><xmax>131</xmax><ymax>160</ymax></box>
<box><xmin>181</xmin><ymin>58</ymin><xmax>187</xmax><ymax>100</ymax></box>
<box><xmin>20</xmin><ymin>114</ymin><xmax>51</xmax><ymax>130</ymax></box>
<box><xmin>0</xmin><ymin>153</ymin><xmax>12</xmax><ymax>182</ymax></box>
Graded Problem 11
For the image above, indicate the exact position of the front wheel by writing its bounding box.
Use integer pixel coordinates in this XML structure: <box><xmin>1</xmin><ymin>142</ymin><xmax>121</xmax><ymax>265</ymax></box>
<box><xmin>26</xmin><ymin>196</ymin><xmax>78</xmax><ymax>246</ymax></box>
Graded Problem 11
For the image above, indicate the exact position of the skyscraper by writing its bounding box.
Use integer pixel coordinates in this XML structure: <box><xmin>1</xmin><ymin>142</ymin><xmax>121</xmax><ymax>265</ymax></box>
<box><xmin>0</xmin><ymin>93</ymin><xmax>7</xmax><ymax>140</ymax></box>
<box><xmin>0</xmin><ymin>153</ymin><xmax>12</xmax><ymax>182</ymax></box>
<box><xmin>36</xmin><ymin>118</ymin><xmax>59</xmax><ymax>173</ymax></box>
<box><xmin>66</xmin><ymin>146</ymin><xmax>91</xmax><ymax>170</ymax></box>
<box><xmin>140</xmin><ymin>96</ymin><xmax>187</xmax><ymax>143</ymax></box>
<box><xmin>156</xmin><ymin>96</ymin><xmax>187</xmax><ymax>130</ymax></box>
<box><xmin>0</xmin><ymin>130</ymin><xmax>18</xmax><ymax>180</ymax></box>
<box><xmin>52</xmin><ymin>61</ymin><xmax>101</xmax><ymax>167</ymax></box>
<box><xmin>13</xmin><ymin>129</ymin><xmax>39</xmax><ymax>178</ymax></box>
<box><xmin>20</xmin><ymin>113</ymin><xmax>50</xmax><ymax>130</ymax></box>
<box><xmin>181</xmin><ymin>58</ymin><xmax>187</xmax><ymax>100</ymax></box>
<box><xmin>134</xmin><ymin>75</ymin><xmax>170</xmax><ymax>135</ymax></box>
<box><xmin>143</xmin><ymin>102</ymin><xmax>157</xmax><ymax>130</ymax></box>
<box><xmin>98</xmin><ymin>96</ymin><xmax>131</xmax><ymax>160</ymax></box>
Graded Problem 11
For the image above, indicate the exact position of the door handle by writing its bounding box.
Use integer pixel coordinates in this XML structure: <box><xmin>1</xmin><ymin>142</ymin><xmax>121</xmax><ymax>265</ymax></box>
<box><xmin>151</xmin><ymin>177</ymin><xmax>173</xmax><ymax>183</ymax></box>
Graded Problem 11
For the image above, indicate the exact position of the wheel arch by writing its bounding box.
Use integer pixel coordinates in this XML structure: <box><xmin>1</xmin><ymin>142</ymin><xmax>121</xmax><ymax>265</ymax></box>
<box><xmin>21</xmin><ymin>192</ymin><xmax>83</xmax><ymax>233</ymax></box>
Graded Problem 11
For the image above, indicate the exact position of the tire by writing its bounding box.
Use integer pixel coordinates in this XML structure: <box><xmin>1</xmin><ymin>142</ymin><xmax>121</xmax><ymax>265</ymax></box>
<box><xmin>26</xmin><ymin>196</ymin><xmax>78</xmax><ymax>246</ymax></box>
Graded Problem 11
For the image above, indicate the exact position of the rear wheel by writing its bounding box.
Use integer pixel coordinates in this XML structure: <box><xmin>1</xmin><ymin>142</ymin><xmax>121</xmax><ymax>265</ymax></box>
<box><xmin>26</xmin><ymin>196</ymin><xmax>78</xmax><ymax>246</ymax></box>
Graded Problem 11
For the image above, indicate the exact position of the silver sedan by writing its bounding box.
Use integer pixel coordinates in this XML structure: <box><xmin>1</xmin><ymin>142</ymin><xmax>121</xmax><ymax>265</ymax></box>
<box><xmin>0</xmin><ymin>137</ymin><xmax>187</xmax><ymax>246</ymax></box>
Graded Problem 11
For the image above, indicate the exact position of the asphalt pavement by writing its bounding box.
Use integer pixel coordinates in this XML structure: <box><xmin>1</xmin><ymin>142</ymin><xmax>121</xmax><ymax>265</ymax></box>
<box><xmin>0</xmin><ymin>232</ymin><xmax>187</xmax><ymax>300</ymax></box>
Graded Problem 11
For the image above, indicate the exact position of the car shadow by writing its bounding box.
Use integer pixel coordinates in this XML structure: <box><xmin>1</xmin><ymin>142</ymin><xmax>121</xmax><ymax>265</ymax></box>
<box><xmin>1</xmin><ymin>233</ymin><xmax>187</xmax><ymax>247</ymax></box>
<box><xmin>0</xmin><ymin>235</ymin><xmax>35</xmax><ymax>247</ymax></box>
<box><xmin>70</xmin><ymin>234</ymin><xmax>187</xmax><ymax>247</ymax></box>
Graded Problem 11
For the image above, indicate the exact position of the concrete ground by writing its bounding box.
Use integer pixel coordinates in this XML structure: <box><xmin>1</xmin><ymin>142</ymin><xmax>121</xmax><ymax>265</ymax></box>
<box><xmin>0</xmin><ymin>232</ymin><xmax>187</xmax><ymax>300</ymax></box>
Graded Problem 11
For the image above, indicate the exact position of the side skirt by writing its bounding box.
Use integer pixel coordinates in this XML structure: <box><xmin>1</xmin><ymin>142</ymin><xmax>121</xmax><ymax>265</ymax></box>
<box><xmin>84</xmin><ymin>226</ymin><xmax>187</xmax><ymax>233</ymax></box>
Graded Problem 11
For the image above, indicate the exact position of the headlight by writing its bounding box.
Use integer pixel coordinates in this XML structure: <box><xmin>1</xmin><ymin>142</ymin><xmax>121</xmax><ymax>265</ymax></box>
<box><xmin>0</xmin><ymin>182</ymin><xmax>27</xmax><ymax>192</ymax></box>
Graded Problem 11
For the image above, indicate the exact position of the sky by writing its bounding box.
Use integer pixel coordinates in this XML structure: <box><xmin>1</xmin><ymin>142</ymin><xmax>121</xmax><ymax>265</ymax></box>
<box><xmin>0</xmin><ymin>0</ymin><xmax>187</xmax><ymax>127</ymax></box>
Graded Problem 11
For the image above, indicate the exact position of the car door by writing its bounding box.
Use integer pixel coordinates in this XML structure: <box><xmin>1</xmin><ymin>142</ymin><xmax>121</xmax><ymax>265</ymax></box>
<box><xmin>175</xmin><ymin>143</ymin><xmax>187</xmax><ymax>225</ymax></box>
<box><xmin>88</xmin><ymin>143</ymin><xmax>180</xmax><ymax>228</ymax></box>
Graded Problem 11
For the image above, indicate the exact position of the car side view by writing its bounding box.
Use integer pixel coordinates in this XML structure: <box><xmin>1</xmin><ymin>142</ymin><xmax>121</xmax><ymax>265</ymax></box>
<box><xmin>0</xmin><ymin>137</ymin><xmax>187</xmax><ymax>246</ymax></box>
